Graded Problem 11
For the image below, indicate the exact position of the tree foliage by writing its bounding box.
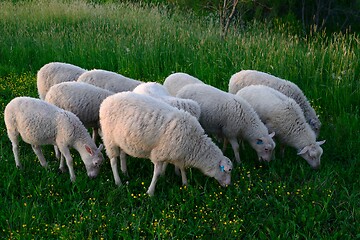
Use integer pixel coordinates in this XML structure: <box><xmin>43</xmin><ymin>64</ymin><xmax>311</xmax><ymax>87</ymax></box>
<box><xmin>125</xmin><ymin>0</ymin><xmax>360</xmax><ymax>34</ymax></box>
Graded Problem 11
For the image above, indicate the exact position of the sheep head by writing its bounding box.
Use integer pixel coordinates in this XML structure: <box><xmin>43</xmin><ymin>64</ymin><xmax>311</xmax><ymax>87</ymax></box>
<box><xmin>214</xmin><ymin>157</ymin><xmax>233</xmax><ymax>187</ymax></box>
<box><xmin>297</xmin><ymin>140</ymin><xmax>325</xmax><ymax>169</ymax></box>
<box><xmin>83</xmin><ymin>144</ymin><xmax>104</xmax><ymax>178</ymax></box>
<box><xmin>251</xmin><ymin>132</ymin><xmax>276</xmax><ymax>162</ymax></box>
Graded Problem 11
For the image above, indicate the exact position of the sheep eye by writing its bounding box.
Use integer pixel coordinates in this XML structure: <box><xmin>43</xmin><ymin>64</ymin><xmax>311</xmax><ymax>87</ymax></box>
<box><xmin>256</xmin><ymin>139</ymin><xmax>263</xmax><ymax>145</ymax></box>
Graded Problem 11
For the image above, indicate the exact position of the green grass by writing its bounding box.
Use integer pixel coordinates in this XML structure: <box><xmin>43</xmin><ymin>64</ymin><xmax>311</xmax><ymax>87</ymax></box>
<box><xmin>0</xmin><ymin>0</ymin><xmax>359</xmax><ymax>239</ymax></box>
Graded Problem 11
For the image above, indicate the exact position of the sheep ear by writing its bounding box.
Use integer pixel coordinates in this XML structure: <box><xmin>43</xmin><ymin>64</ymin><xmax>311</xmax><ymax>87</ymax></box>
<box><xmin>85</xmin><ymin>144</ymin><xmax>94</xmax><ymax>156</ymax></box>
<box><xmin>97</xmin><ymin>144</ymin><xmax>104</xmax><ymax>152</ymax></box>
<box><xmin>317</xmin><ymin>140</ymin><xmax>326</xmax><ymax>145</ymax></box>
<box><xmin>297</xmin><ymin>146</ymin><xmax>310</xmax><ymax>155</ymax></box>
<box><xmin>269</xmin><ymin>132</ymin><xmax>275</xmax><ymax>138</ymax></box>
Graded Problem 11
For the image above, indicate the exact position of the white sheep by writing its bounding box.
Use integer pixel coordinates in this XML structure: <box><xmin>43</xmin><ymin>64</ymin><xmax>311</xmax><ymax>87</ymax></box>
<box><xmin>176</xmin><ymin>83</ymin><xmax>276</xmax><ymax>164</ymax></box>
<box><xmin>163</xmin><ymin>72</ymin><xmax>205</xmax><ymax>96</ymax></box>
<box><xmin>236</xmin><ymin>85</ymin><xmax>325</xmax><ymax>169</ymax></box>
<box><xmin>37</xmin><ymin>62</ymin><xmax>86</xmax><ymax>99</ymax></box>
<box><xmin>4</xmin><ymin>97</ymin><xmax>104</xmax><ymax>181</ymax></box>
<box><xmin>99</xmin><ymin>92</ymin><xmax>233</xmax><ymax>196</ymax></box>
<box><xmin>133</xmin><ymin>82</ymin><xmax>201</xmax><ymax>119</ymax></box>
<box><xmin>77</xmin><ymin>69</ymin><xmax>142</xmax><ymax>92</ymax></box>
<box><xmin>45</xmin><ymin>82</ymin><xmax>114</xmax><ymax>141</ymax></box>
<box><xmin>228</xmin><ymin>70</ymin><xmax>321</xmax><ymax>136</ymax></box>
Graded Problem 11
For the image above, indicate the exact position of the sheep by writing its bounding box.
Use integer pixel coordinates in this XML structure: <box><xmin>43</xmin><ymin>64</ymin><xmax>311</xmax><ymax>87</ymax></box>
<box><xmin>163</xmin><ymin>72</ymin><xmax>205</xmax><ymax>96</ymax></box>
<box><xmin>133</xmin><ymin>82</ymin><xmax>201</xmax><ymax>119</ymax></box>
<box><xmin>45</xmin><ymin>82</ymin><xmax>114</xmax><ymax>141</ymax></box>
<box><xmin>4</xmin><ymin>97</ymin><xmax>104</xmax><ymax>182</ymax></box>
<box><xmin>99</xmin><ymin>91</ymin><xmax>233</xmax><ymax>196</ymax></box>
<box><xmin>77</xmin><ymin>69</ymin><xmax>142</xmax><ymax>92</ymax></box>
<box><xmin>228</xmin><ymin>70</ymin><xmax>321</xmax><ymax>136</ymax></box>
<box><xmin>176</xmin><ymin>83</ymin><xmax>276</xmax><ymax>164</ymax></box>
<box><xmin>236</xmin><ymin>85</ymin><xmax>325</xmax><ymax>169</ymax></box>
<box><xmin>37</xmin><ymin>62</ymin><xmax>86</xmax><ymax>99</ymax></box>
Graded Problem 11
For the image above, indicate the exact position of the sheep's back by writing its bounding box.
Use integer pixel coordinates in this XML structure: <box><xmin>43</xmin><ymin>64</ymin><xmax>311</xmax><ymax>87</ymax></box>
<box><xmin>164</xmin><ymin>72</ymin><xmax>204</xmax><ymax>96</ymax></box>
<box><xmin>100</xmin><ymin>92</ymin><xmax>196</xmax><ymax>159</ymax></box>
<box><xmin>37</xmin><ymin>62</ymin><xmax>86</xmax><ymax>99</ymax></box>
<box><xmin>77</xmin><ymin>69</ymin><xmax>142</xmax><ymax>92</ymax></box>
<box><xmin>45</xmin><ymin>82</ymin><xmax>113</xmax><ymax>127</ymax></box>
<box><xmin>5</xmin><ymin>97</ymin><xmax>61</xmax><ymax>144</ymax></box>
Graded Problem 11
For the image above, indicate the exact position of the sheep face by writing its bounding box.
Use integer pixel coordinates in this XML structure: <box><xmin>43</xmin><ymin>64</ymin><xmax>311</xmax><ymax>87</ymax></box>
<box><xmin>213</xmin><ymin>158</ymin><xmax>233</xmax><ymax>187</ymax></box>
<box><xmin>83</xmin><ymin>144</ymin><xmax>104</xmax><ymax>178</ymax></box>
<box><xmin>297</xmin><ymin>140</ymin><xmax>325</xmax><ymax>169</ymax></box>
<box><xmin>250</xmin><ymin>132</ymin><xmax>276</xmax><ymax>162</ymax></box>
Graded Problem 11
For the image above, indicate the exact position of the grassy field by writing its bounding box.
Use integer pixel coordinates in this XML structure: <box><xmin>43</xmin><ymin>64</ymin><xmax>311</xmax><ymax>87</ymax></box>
<box><xmin>0</xmin><ymin>0</ymin><xmax>359</xmax><ymax>239</ymax></box>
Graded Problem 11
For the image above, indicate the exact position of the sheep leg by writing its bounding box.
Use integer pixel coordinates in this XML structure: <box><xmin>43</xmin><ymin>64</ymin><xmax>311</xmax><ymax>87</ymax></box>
<box><xmin>160</xmin><ymin>162</ymin><xmax>168</xmax><ymax>176</ymax></box>
<box><xmin>58</xmin><ymin>146</ymin><xmax>76</xmax><ymax>182</ymax></box>
<box><xmin>228</xmin><ymin>138</ymin><xmax>241</xmax><ymax>163</ymax></box>
<box><xmin>31</xmin><ymin>145</ymin><xmax>48</xmax><ymax>168</ymax></box>
<box><xmin>280</xmin><ymin>144</ymin><xmax>286</xmax><ymax>158</ymax></box>
<box><xmin>59</xmin><ymin>154</ymin><xmax>67</xmax><ymax>173</ymax></box>
<box><xmin>174</xmin><ymin>166</ymin><xmax>181</xmax><ymax>176</ymax></box>
<box><xmin>147</xmin><ymin>162</ymin><xmax>163</xmax><ymax>196</ymax></box>
<box><xmin>110</xmin><ymin>157</ymin><xmax>122</xmax><ymax>186</ymax></box>
<box><xmin>222</xmin><ymin>137</ymin><xmax>228</xmax><ymax>152</ymax></box>
<box><xmin>179</xmin><ymin>167</ymin><xmax>187</xmax><ymax>186</ymax></box>
<box><xmin>54</xmin><ymin>145</ymin><xmax>61</xmax><ymax>160</ymax></box>
<box><xmin>8</xmin><ymin>131</ymin><xmax>22</xmax><ymax>169</ymax></box>
<box><xmin>120</xmin><ymin>150</ymin><xmax>128</xmax><ymax>177</ymax></box>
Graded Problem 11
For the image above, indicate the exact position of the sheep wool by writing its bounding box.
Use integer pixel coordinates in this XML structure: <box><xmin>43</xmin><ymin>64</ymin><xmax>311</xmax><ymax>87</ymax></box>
<box><xmin>133</xmin><ymin>82</ymin><xmax>201</xmax><ymax>119</ymax></box>
<box><xmin>45</xmin><ymin>81</ymin><xmax>114</xmax><ymax>140</ymax></box>
<box><xmin>163</xmin><ymin>72</ymin><xmax>205</xmax><ymax>96</ymax></box>
<box><xmin>177</xmin><ymin>83</ymin><xmax>276</xmax><ymax>164</ymax></box>
<box><xmin>4</xmin><ymin>97</ymin><xmax>104</xmax><ymax>181</ymax></box>
<box><xmin>99</xmin><ymin>92</ymin><xmax>233</xmax><ymax>196</ymax></box>
<box><xmin>228</xmin><ymin>70</ymin><xmax>321</xmax><ymax>136</ymax></box>
<box><xmin>77</xmin><ymin>69</ymin><xmax>142</xmax><ymax>92</ymax></box>
<box><xmin>37</xmin><ymin>62</ymin><xmax>86</xmax><ymax>99</ymax></box>
<box><xmin>236</xmin><ymin>85</ymin><xmax>325</xmax><ymax>169</ymax></box>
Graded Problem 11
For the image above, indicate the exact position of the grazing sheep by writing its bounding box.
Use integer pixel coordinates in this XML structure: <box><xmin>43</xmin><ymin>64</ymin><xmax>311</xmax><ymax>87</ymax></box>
<box><xmin>236</xmin><ymin>85</ymin><xmax>325</xmax><ymax>169</ymax></box>
<box><xmin>4</xmin><ymin>97</ymin><xmax>104</xmax><ymax>181</ymax></box>
<box><xmin>228</xmin><ymin>70</ymin><xmax>321</xmax><ymax>136</ymax></box>
<box><xmin>133</xmin><ymin>82</ymin><xmax>201</xmax><ymax>119</ymax></box>
<box><xmin>99</xmin><ymin>92</ymin><xmax>233</xmax><ymax>196</ymax></box>
<box><xmin>77</xmin><ymin>69</ymin><xmax>142</xmax><ymax>92</ymax></box>
<box><xmin>163</xmin><ymin>72</ymin><xmax>205</xmax><ymax>96</ymax></box>
<box><xmin>177</xmin><ymin>83</ymin><xmax>276</xmax><ymax>164</ymax></box>
<box><xmin>37</xmin><ymin>62</ymin><xmax>86</xmax><ymax>99</ymax></box>
<box><xmin>45</xmin><ymin>82</ymin><xmax>114</xmax><ymax>141</ymax></box>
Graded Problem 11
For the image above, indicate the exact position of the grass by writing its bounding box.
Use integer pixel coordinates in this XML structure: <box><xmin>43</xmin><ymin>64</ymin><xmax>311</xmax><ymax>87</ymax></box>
<box><xmin>0</xmin><ymin>0</ymin><xmax>359</xmax><ymax>239</ymax></box>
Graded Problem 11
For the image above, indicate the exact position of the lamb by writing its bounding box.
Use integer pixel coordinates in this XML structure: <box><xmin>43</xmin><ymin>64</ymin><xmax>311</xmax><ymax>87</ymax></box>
<box><xmin>37</xmin><ymin>62</ymin><xmax>87</xmax><ymax>99</ymax></box>
<box><xmin>4</xmin><ymin>97</ymin><xmax>104</xmax><ymax>182</ymax></box>
<box><xmin>77</xmin><ymin>69</ymin><xmax>142</xmax><ymax>92</ymax></box>
<box><xmin>176</xmin><ymin>83</ymin><xmax>276</xmax><ymax>164</ymax></box>
<box><xmin>228</xmin><ymin>70</ymin><xmax>321</xmax><ymax>136</ymax></box>
<box><xmin>133</xmin><ymin>82</ymin><xmax>201</xmax><ymax>119</ymax></box>
<box><xmin>163</xmin><ymin>72</ymin><xmax>205</xmax><ymax>96</ymax></box>
<box><xmin>99</xmin><ymin>92</ymin><xmax>233</xmax><ymax>196</ymax></box>
<box><xmin>45</xmin><ymin>82</ymin><xmax>114</xmax><ymax>141</ymax></box>
<box><xmin>236</xmin><ymin>85</ymin><xmax>325</xmax><ymax>169</ymax></box>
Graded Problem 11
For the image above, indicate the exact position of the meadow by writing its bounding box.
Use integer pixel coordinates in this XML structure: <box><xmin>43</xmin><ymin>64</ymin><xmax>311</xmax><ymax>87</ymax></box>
<box><xmin>0</xmin><ymin>0</ymin><xmax>359</xmax><ymax>239</ymax></box>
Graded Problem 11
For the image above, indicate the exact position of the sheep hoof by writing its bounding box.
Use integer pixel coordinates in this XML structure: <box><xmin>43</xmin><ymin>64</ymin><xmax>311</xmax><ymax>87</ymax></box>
<box><xmin>146</xmin><ymin>190</ymin><xmax>154</xmax><ymax>197</ymax></box>
<box><xmin>59</xmin><ymin>167</ymin><xmax>67</xmax><ymax>173</ymax></box>
<box><xmin>70</xmin><ymin>176</ymin><xmax>76</xmax><ymax>182</ymax></box>
<box><xmin>16</xmin><ymin>164</ymin><xmax>23</xmax><ymax>170</ymax></box>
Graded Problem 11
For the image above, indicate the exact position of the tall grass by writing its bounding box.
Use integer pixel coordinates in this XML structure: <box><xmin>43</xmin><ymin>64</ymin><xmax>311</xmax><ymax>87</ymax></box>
<box><xmin>0</xmin><ymin>0</ymin><xmax>359</xmax><ymax>239</ymax></box>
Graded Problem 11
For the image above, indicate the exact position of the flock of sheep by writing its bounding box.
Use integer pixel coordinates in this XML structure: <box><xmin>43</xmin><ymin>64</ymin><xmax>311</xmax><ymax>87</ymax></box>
<box><xmin>4</xmin><ymin>62</ymin><xmax>325</xmax><ymax>196</ymax></box>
